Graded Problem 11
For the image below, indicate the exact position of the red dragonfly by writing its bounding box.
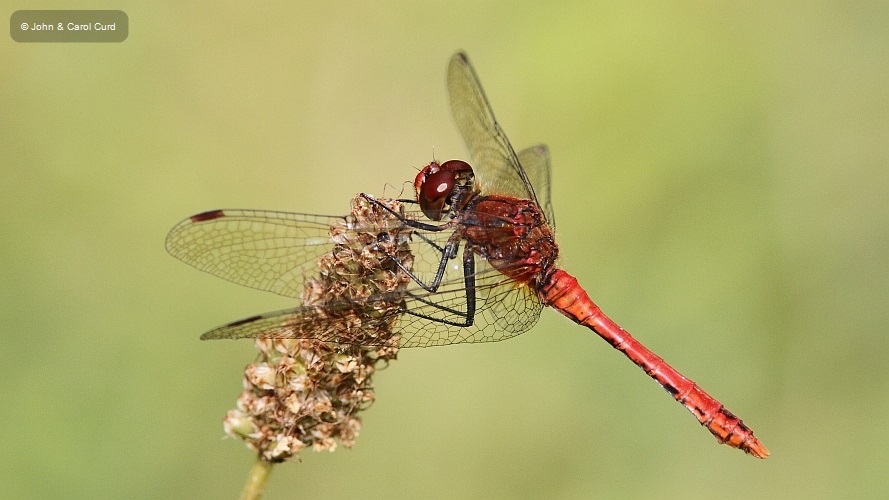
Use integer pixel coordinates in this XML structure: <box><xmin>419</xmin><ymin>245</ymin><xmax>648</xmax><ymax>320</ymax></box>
<box><xmin>167</xmin><ymin>52</ymin><xmax>768</xmax><ymax>458</ymax></box>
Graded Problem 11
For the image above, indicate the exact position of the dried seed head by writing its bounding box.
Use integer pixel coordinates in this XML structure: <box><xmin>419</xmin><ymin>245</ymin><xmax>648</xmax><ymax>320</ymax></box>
<box><xmin>224</xmin><ymin>195</ymin><xmax>412</xmax><ymax>462</ymax></box>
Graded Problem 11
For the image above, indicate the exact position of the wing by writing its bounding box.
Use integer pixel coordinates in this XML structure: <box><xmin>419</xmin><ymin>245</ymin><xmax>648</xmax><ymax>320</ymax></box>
<box><xmin>200</xmin><ymin>306</ymin><xmax>405</xmax><ymax>347</ymax></box>
<box><xmin>447</xmin><ymin>52</ymin><xmax>549</xmax><ymax>224</ymax></box>
<box><xmin>169</xmin><ymin>203</ymin><xmax>543</xmax><ymax>347</ymax></box>
<box><xmin>166</xmin><ymin>209</ymin><xmax>356</xmax><ymax>298</ymax></box>
<box><xmin>189</xmin><ymin>208</ymin><xmax>545</xmax><ymax>348</ymax></box>
<box><xmin>517</xmin><ymin>144</ymin><xmax>555</xmax><ymax>229</ymax></box>
<box><xmin>395</xmin><ymin>257</ymin><xmax>544</xmax><ymax>347</ymax></box>
<box><xmin>200</xmin><ymin>259</ymin><xmax>544</xmax><ymax>348</ymax></box>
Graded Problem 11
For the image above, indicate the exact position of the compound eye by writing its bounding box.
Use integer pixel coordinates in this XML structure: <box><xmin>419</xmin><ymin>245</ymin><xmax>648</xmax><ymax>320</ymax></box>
<box><xmin>440</xmin><ymin>159</ymin><xmax>471</xmax><ymax>172</ymax></box>
<box><xmin>418</xmin><ymin>169</ymin><xmax>456</xmax><ymax>221</ymax></box>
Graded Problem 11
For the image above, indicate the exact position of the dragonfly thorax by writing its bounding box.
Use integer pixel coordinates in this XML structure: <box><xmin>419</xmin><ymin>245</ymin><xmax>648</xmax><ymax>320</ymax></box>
<box><xmin>415</xmin><ymin>160</ymin><xmax>476</xmax><ymax>221</ymax></box>
<box><xmin>461</xmin><ymin>196</ymin><xmax>559</xmax><ymax>290</ymax></box>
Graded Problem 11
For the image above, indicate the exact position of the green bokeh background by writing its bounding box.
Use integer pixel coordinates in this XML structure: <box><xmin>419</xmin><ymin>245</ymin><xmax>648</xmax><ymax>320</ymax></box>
<box><xmin>3</xmin><ymin>2</ymin><xmax>887</xmax><ymax>498</ymax></box>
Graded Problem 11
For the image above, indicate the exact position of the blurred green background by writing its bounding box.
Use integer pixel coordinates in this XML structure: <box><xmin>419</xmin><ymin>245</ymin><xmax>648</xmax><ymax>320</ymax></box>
<box><xmin>3</xmin><ymin>1</ymin><xmax>887</xmax><ymax>498</ymax></box>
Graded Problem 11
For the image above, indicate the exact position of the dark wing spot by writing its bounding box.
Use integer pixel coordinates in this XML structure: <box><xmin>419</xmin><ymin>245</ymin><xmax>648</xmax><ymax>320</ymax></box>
<box><xmin>190</xmin><ymin>209</ymin><xmax>225</xmax><ymax>223</ymax></box>
<box><xmin>227</xmin><ymin>315</ymin><xmax>263</xmax><ymax>327</ymax></box>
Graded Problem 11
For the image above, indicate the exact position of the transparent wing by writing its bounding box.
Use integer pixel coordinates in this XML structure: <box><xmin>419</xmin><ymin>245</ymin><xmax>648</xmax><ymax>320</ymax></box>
<box><xmin>387</xmin><ymin>244</ymin><xmax>544</xmax><ymax>347</ymax></box>
<box><xmin>166</xmin><ymin>209</ymin><xmax>351</xmax><ymax>299</ymax></box>
<box><xmin>517</xmin><ymin>144</ymin><xmax>555</xmax><ymax>229</ymax></box>
<box><xmin>180</xmin><ymin>207</ymin><xmax>544</xmax><ymax>348</ymax></box>
<box><xmin>399</xmin><ymin>260</ymin><xmax>544</xmax><ymax>347</ymax></box>
<box><xmin>447</xmin><ymin>52</ymin><xmax>549</xmax><ymax>224</ymax></box>
<box><xmin>201</xmin><ymin>259</ymin><xmax>543</xmax><ymax>348</ymax></box>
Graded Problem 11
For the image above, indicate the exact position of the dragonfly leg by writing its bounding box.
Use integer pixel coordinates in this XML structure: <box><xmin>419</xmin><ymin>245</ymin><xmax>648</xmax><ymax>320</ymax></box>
<box><xmin>400</xmin><ymin>246</ymin><xmax>477</xmax><ymax>327</ymax></box>
<box><xmin>361</xmin><ymin>193</ymin><xmax>478</xmax><ymax>326</ymax></box>
<box><xmin>410</xmin><ymin>229</ymin><xmax>446</xmax><ymax>254</ymax></box>
<box><xmin>391</xmin><ymin>230</ymin><xmax>463</xmax><ymax>293</ymax></box>
<box><xmin>361</xmin><ymin>193</ymin><xmax>448</xmax><ymax>232</ymax></box>
<box><xmin>362</xmin><ymin>193</ymin><xmax>464</xmax><ymax>293</ymax></box>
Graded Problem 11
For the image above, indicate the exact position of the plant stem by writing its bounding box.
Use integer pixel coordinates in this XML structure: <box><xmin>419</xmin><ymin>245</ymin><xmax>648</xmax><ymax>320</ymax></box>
<box><xmin>240</xmin><ymin>458</ymin><xmax>274</xmax><ymax>500</ymax></box>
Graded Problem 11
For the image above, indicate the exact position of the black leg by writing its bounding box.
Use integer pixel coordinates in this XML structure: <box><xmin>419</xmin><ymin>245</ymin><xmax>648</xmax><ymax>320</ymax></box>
<box><xmin>364</xmin><ymin>192</ymin><xmax>460</xmax><ymax>292</ymax></box>
<box><xmin>399</xmin><ymin>246</ymin><xmax>476</xmax><ymax>328</ymax></box>
<box><xmin>363</xmin><ymin>192</ymin><xmax>476</xmax><ymax>327</ymax></box>
<box><xmin>361</xmin><ymin>193</ymin><xmax>446</xmax><ymax>232</ymax></box>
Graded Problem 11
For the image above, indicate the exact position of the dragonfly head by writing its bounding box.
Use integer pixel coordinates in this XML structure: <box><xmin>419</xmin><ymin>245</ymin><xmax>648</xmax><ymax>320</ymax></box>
<box><xmin>415</xmin><ymin>160</ymin><xmax>474</xmax><ymax>221</ymax></box>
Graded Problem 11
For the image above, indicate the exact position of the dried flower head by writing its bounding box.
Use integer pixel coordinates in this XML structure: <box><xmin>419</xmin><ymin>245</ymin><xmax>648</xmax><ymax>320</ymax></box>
<box><xmin>223</xmin><ymin>195</ymin><xmax>412</xmax><ymax>462</ymax></box>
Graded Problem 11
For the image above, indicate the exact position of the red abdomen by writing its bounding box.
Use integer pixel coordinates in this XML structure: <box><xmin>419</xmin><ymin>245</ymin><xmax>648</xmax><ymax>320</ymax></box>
<box><xmin>538</xmin><ymin>269</ymin><xmax>769</xmax><ymax>458</ymax></box>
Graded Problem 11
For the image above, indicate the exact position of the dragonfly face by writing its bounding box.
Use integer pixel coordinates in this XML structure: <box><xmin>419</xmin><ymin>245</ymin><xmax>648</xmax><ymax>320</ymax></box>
<box><xmin>414</xmin><ymin>159</ymin><xmax>475</xmax><ymax>221</ymax></box>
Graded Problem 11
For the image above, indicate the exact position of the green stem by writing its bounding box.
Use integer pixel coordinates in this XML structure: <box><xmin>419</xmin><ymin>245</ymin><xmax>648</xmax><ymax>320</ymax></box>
<box><xmin>240</xmin><ymin>458</ymin><xmax>274</xmax><ymax>500</ymax></box>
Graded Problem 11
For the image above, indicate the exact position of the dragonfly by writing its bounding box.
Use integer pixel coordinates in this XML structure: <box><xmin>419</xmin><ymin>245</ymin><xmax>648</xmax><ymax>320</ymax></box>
<box><xmin>167</xmin><ymin>52</ymin><xmax>768</xmax><ymax>458</ymax></box>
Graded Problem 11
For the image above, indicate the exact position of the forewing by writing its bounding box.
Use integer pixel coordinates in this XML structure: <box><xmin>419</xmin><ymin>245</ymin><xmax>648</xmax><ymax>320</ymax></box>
<box><xmin>165</xmin><ymin>209</ymin><xmax>350</xmax><ymax>298</ymax></box>
<box><xmin>448</xmin><ymin>52</ymin><xmax>546</xmax><ymax>221</ymax></box>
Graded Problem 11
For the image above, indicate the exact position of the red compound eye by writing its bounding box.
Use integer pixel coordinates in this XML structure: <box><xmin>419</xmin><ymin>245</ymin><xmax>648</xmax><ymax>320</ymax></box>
<box><xmin>418</xmin><ymin>169</ymin><xmax>456</xmax><ymax>221</ymax></box>
<box><xmin>439</xmin><ymin>159</ymin><xmax>471</xmax><ymax>172</ymax></box>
